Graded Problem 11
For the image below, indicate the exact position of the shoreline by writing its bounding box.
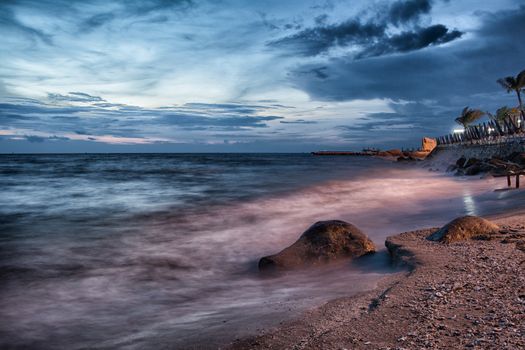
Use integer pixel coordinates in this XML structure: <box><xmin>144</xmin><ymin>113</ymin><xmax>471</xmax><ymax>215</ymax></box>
<box><xmin>227</xmin><ymin>210</ymin><xmax>525</xmax><ymax>349</ymax></box>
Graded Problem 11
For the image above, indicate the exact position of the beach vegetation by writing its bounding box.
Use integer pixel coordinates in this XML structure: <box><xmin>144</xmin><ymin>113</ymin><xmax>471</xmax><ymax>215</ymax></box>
<box><xmin>488</xmin><ymin>106</ymin><xmax>521</xmax><ymax>123</ymax></box>
<box><xmin>454</xmin><ymin>107</ymin><xmax>485</xmax><ymax>128</ymax></box>
<box><xmin>497</xmin><ymin>69</ymin><xmax>525</xmax><ymax>118</ymax></box>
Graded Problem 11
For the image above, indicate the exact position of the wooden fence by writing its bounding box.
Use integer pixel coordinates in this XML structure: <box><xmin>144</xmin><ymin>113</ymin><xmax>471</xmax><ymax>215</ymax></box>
<box><xmin>437</xmin><ymin>113</ymin><xmax>525</xmax><ymax>146</ymax></box>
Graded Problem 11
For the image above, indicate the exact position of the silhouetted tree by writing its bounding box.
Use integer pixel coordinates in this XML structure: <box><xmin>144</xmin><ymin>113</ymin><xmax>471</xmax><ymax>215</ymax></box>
<box><xmin>497</xmin><ymin>69</ymin><xmax>525</xmax><ymax>118</ymax></box>
<box><xmin>488</xmin><ymin>106</ymin><xmax>521</xmax><ymax>123</ymax></box>
<box><xmin>455</xmin><ymin>107</ymin><xmax>485</xmax><ymax>128</ymax></box>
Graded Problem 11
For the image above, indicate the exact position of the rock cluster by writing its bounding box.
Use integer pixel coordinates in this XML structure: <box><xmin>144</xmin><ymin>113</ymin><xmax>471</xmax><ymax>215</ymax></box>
<box><xmin>259</xmin><ymin>220</ymin><xmax>375</xmax><ymax>271</ymax></box>
<box><xmin>376</xmin><ymin>149</ymin><xmax>431</xmax><ymax>161</ymax></box>
<box><xmin>449</xmin><ymin>151</ymin><xmax>525</xmax><ymax>176</ymax></box>
<box><xmin>233</xmin><ymin>218</ymin><xmax>525</xmax><ymax>350</ymax></box>
<box><xmin>376</xmin><ymin>138</ymin><xmax>437</xmax><ymax>161</ymax></box>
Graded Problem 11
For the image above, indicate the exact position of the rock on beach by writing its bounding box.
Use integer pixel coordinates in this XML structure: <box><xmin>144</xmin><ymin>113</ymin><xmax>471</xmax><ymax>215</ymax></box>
<box><xmin>259</xmin><ymin>220</ymin><xmax>375</xmax><ymax>271</ymax></box>
<box><xmin>427</xmin><ymin>215</ymin><xmax>499</xmax><ymax>243</ymax></box>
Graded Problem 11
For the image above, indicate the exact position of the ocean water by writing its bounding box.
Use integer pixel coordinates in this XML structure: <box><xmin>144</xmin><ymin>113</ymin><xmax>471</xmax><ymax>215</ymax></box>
<box><xmin>0</xmin><ymin>153</ymin><xmax>520</xmax><ymax>349</ymax></box>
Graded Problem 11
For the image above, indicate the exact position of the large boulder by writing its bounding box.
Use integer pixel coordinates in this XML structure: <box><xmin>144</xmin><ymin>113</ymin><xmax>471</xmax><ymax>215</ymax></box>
<box><xmin>259</xmin><ymin>220</ymin><xmax>376</xmax><ymax>271</ymax></box>
<box><xmin>427</xmin><ymin>216</ymin><xmax>499</xmax><ymax>243</ymax></box>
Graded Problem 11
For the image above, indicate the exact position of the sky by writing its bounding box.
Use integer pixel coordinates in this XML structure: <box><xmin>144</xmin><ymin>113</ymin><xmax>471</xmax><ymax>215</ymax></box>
<box><xmin>0</xmin><ymin>0</ymin><xmax>524</xmax><ymax>153</ymax></box>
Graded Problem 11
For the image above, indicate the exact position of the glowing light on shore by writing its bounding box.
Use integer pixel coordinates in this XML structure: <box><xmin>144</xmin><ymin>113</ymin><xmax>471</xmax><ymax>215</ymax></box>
<box><xmin>462</xmin><ymin>192</ymin><xmax>477</xmax><ymax>216</ymax></box>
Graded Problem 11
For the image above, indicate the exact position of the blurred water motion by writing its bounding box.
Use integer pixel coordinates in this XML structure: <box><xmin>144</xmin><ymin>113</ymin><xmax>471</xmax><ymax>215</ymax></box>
<box><xmin>0</xmin><ymin>153</ymin><xmax>517</xmax><ymax>349</ymax></box>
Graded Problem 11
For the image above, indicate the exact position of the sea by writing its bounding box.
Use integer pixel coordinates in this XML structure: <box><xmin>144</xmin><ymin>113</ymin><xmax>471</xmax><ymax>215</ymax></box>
<box><xmin>0</xmin><ymin>153</ymin><xmax>521</xmax><ymax>349</ymax></box>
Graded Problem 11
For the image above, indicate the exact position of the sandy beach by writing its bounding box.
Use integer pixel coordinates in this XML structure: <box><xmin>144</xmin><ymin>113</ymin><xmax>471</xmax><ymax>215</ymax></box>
<box><xmin>228</xmin><ymin>210</ymin><xmax>525</xmax><ymax>350</ymax></box>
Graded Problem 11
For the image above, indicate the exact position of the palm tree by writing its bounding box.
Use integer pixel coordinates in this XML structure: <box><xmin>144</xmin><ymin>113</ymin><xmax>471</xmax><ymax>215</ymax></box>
<box><xmin>455</xmin><ymin>106</ymin><xmax>485</xmax><ymax>128</ymax></box>
<box><xmin>488</xmin><ymin>106</ymin><xmax>521</xmax><ymax>123</ymax></box>
<box><xmin>497</xmin><ymin>69</ymin><xmax>525</xmax><ymax>118</ymax></box>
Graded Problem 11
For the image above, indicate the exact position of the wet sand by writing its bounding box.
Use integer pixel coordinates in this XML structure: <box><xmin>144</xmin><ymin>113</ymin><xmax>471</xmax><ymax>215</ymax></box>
<box><xmin>228</xmin><ymin>211</ymin><xmax>525</xmax><ymax>350</ymax></box>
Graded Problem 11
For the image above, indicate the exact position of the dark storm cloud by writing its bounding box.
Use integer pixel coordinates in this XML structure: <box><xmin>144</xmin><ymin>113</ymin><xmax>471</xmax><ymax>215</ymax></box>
<box><xmin>309</xmin><ymin>67</ymin><xmax>329</xmax><ymax>79</ymax></box>
<box><xmin>356</xmin><ymin>24</ymin><xmax>463</xmax><ymax>58</ymax></box>
<box><xmin>268</xmin><ymin>0</ymin><xmax>460</xmax><ymax>58</ymax></box>
<box><xmin>388</xmin><ymin>0</ymin><xmax>432</xmax><ymax>25</ymax></box>
<box><xmin>291</xmin><ymin>5</ymin><xmax>525</xmax><ymax>102</ymax></box>
<box><xmin>270</xmin><ymin>19</ymin><xmax>386</xmax><ymax>56</ymax></box>
<box><xmin>293</xmin><ymin>4</ymin><xmax>525</xmax><ymax>146</ymax></box>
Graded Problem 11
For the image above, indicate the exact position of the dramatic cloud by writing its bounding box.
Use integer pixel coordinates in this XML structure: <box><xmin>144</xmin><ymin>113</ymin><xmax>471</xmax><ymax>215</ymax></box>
<box><xmin>270</xmin><ymin>20</ymin><xmax>386</xmax><ymax>56</ymax></box>
<box><xmin>292</xmin><ymin>5</ymin><xmax>525</xmax><ymax>102</ymax></box>
<box><xmin>356</xmin><ymin>24</ymin><xmax>463</xmax><ymax>58</ymax></box>
<box><xmin>287</xmin><ymin>4</ymin><xmax>525</xmax><ymax>145</ymax></box>
<box><xmin>268</xmin><ymin>0</ymin><xmax>462</xmax><ymax>58</ymax></box>
<box><xmin>388</xmin><ymin>0</ymin><xmax>432</xmax><ymax>25</ymax></box>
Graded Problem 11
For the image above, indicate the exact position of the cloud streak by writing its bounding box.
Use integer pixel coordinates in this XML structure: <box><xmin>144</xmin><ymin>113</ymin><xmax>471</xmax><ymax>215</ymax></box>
<box><xmin>0</xmin><ymin>95</ymin><xmax>286</xmax><ymax>146</ymax></box>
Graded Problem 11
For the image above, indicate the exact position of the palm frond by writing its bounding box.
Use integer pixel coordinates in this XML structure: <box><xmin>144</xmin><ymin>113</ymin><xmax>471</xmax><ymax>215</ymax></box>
<box><xmin>517</xmin><ymin>69</ymin><xmax>525</xmax><ymax>88</ymax></box>
<box><xmin>497</xmin><ymin>78</ymin><xmax>510</xmax><ymax>91</ymax></box>
<box><xmin>455</xmin><ymin>107</ymin><xmax>485</xmax><ymax>127</ymax></box>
